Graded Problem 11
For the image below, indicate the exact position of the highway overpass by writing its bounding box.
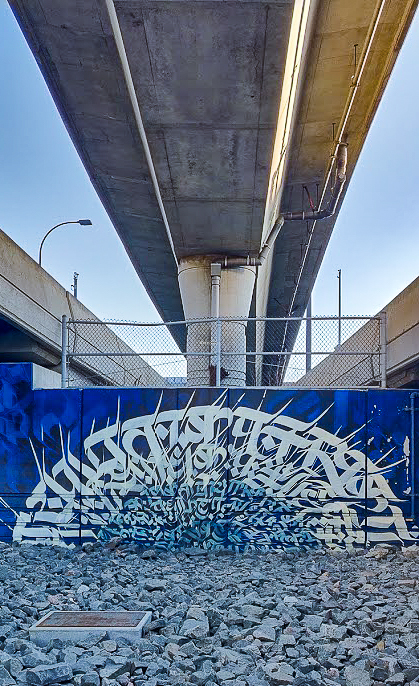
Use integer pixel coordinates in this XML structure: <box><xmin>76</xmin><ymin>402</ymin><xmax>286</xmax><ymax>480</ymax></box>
<box><xmin>0</xmin><ymin>229</ymin><xmax>164</xmax><ymax>387</ymax></box>
<box><xmin>7</xmin><ymin>0</ymin><xmax>418</xmax><ymax>383</ymax></box>
<box><xmin>294</xmin><ymin>274</ymin><xmax>419</xmax><ymax>389</ymax></box>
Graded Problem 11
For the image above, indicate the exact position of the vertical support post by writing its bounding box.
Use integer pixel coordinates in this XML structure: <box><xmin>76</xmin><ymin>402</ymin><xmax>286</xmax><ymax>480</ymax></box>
<box><xmin>380</xmin><ymin>311</ymin><xmax>387</xmax><ymax>388</ymax></box>
<box><xmin>337</xmin><ymin>269</ymin><xmax>342</xmax><ymax>347</ymax></box>
<box><xmin>211</xmin><ymin>263</ymin><xmax>222</xmax><ymax>387</ymax></box>
<box><xmin>216</xmin><ymin>318</ymin><xmax>222</xmax><ymax>387</ymax></box>
<box><xmin>61</xmin><ymin>314</ymin><xmax>68</xmax><ymax>389</ymax></box>
<box><xmin>305</xmin><ymin>296</ymin><xmax>312</xmax><ymax>373</ymax></box>
<box><xmin>211</xmin><ymin>263</ymin><xmax>221</xmax><ymax>319</ymax></box>
<box><xmin>410</xmin><ymin>393</ymin><xmax>417</xmax><ymax>521</ymax></box>
<box><xmin>72</xmin><ymin>272</ymin><xmax>79</xmax><ymax>299</ymax></box>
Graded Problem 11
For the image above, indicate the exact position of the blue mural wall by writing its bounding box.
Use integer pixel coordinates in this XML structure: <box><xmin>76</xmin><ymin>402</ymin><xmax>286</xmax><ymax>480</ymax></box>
<box><xmin>0</xmin><ymin>363</ymin><xmax>418</xmax><ymax>550</ymax></box>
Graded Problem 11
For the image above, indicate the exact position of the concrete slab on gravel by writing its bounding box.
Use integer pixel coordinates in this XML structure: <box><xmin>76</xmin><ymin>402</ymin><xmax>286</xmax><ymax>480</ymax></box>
<box><xmin>29</xmin><ymin>611</ymin><xmax>151</xmax><ymax>647</ymax></box>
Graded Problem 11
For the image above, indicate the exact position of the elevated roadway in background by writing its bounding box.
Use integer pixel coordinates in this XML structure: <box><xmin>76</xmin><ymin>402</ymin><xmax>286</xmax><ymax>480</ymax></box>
<box><xmin>7</xmin><ymin>0</ymin><xmax>418</xmax><ymax>383</ymax></box>
<box><xmin>0</xmin><ymin>230</ymin><xmax>164</xmax><ymax>387</ymax></box>
<box><xmin>295</xmin><ymin>275</ymin><xmax>419</xmax><ymax>389</ymax></box>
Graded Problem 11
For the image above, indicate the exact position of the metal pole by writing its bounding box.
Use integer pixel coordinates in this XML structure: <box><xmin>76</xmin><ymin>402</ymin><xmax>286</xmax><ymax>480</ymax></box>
<box><xmin>337</xmin><ymin>269</ymin><xmax>342</xmax><ymax>347</ymax></box>
<box><xmin>305</xmin><ymin>296</ymin><xmax>312</xmax><ymax>372</ymax></box>
<box><xmin>38</xmin><ymin>220</ymin><xmax>91</xmax><ymax>267</ymax></box>
<box><xmin>61</xmin><ymin>315</ymin><xmax>68</xmax><ymax>388</ymax></box>
<box><xmin>72</xmin><ymin>272</ymin><xmax>79</xmax><ymax>299</ymax></box>
<box><xmin>211</xmin><ymin>263</ymin><xmax>222</xmax><ymax>387</ymax></box>
<box><xmin>410</xmin><ymin>392</ymin><xmax>419</xmax><ymax>521</ymax></box>
<box><xmin>216</xmin><ymin>319</ymin><xmax>222</xmax><ymax>387</ymax></box>
<box><xmin>380</xmin><ymin>311</ymin><xmax>387</xmax><ymax>388</ymax></box>
<box><xmin>104</xmin><ymin>0</ymin><xmax>178</xmax><ymax>267</ymax></box>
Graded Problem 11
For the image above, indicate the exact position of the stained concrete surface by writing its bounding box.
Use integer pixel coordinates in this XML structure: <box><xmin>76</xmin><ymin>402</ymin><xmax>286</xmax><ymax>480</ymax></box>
<box><xmin>8</xmin><ymin>0</ymin><xmax>418</xmax><ymax>332</ymax></box>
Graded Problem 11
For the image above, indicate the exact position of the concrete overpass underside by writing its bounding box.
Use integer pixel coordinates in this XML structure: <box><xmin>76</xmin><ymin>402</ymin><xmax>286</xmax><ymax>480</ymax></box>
<box><xmin>8</xmin><ymin>0</ymin><xmax>418</xmax><ymax>372</ymax></box>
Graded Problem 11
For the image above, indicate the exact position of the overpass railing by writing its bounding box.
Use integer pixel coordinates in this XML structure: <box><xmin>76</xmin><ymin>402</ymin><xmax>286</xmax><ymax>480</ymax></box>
<box><xmin>61</xmin><ymin>314</ymin><xmax>386</xmax><ymax>389</ymax></box>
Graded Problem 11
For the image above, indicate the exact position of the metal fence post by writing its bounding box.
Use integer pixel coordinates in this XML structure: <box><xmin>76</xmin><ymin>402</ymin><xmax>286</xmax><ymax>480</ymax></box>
<box><xmin>61</xmin><ymin>314</ymin><xmax>68</xmax><ymax>389</ymax></box>
<box><xmin>380</xmin><ymin>311</ymin><xmax>387</xmax><ymax>388</ymax></box>
<box><xmin>305</xmin><ymin>298</ymin><xmax>312</xmax><ymax>372</ymax></box>
<box><xmin>410</xmin><ymin>393</ymin><xmax>418</xmax><ymax>521</ymax></box>
<box><xmin>216</xmin><ymin>318</ymin><xmax>222</xmax><ymax>387</ymax></box>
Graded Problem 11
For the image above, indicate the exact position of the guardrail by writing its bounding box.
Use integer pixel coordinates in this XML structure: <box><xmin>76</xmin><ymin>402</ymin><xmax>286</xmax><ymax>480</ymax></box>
<box><xmin>61</xmin><ymin>315</ymin><xmax>386</xmax><ymax>388</ymax></box>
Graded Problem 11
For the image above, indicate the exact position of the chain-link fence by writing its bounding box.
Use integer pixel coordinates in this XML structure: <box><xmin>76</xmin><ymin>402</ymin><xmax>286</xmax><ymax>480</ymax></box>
<box><xmin>61</xmin><ymin>315</ymin><xmax>386</xmax><ymax>389</ymax></box>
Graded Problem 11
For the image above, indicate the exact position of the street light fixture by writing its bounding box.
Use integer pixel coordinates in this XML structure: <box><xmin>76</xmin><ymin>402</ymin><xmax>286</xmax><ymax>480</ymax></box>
<box><xmin>38</xmin><ymin>220</ymin><xmax>92</xmax><ymax>267</ymax></box>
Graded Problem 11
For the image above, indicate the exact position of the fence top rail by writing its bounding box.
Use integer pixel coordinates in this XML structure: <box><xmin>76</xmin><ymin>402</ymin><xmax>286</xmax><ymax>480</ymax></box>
<box><xmin>67</xmin><ymin>315</ymin><xmax>382</xmax><ymax>326</ymax></box>
<box><xmin>67</xmin><ymin>350</ymin><xmax>380</xmax><ymax>358</ymax></box>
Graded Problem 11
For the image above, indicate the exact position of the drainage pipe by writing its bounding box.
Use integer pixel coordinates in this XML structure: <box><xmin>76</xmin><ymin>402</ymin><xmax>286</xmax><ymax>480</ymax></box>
<box><xmin>210</xmin><ymin>263</ymin><xmax>222</xmax><ymax>387</ymax></box>
<box><xmin>216</xmin><ymin>143</ymin><xmax>347</xmax><ymax>271</ymax></box>
<box><xmin>281</xmin><ymin>144</ymin><xmax>348</xmax><ymax>222</ymax></box>
<box><xmin>104</xmin><ymin>0</ymin><xmax>178</xmax><ymax>267</ymax></box>
<box><xmin>210</xmin><ymin>263</ymin><xmax>221</xmax><ymax>319</ymax></box>
<box><xmin>287</xmin><ymin>0</ymin><xmax>386</xmax><ymax>319</ymax></box>
<box><xmin>215</xmin><ymin>2</ymin><xmax>378</xmax><ymax>276</ymax></box>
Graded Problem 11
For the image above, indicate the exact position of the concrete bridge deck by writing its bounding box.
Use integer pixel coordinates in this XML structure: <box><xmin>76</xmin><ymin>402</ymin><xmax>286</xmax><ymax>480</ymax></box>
<box><xmin>8</xmin><ymin>0</ymin><xmax>418</xmax><ymax>335</ymax></box>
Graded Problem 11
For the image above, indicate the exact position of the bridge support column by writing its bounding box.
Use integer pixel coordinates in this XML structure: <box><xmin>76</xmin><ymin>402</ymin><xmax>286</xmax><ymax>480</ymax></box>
<box><xmin>178</xmin><ymin>256</ymin><xmax>256</xmax><ymax>387</ymax></box>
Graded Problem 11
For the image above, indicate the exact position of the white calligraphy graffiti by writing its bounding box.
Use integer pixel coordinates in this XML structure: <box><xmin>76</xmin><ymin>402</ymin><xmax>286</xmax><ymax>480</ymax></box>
<box><xmin>7</xmin><ymin>393</ymin><xmax>418</xmax><ymax>549</ymax></box>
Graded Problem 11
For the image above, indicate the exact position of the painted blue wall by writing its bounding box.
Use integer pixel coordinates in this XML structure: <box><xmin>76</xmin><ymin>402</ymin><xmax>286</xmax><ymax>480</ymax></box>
<box><xmin>0</xmin><ymin>363</ymin><xmax>417</xmax><ymax>550</ymax></box>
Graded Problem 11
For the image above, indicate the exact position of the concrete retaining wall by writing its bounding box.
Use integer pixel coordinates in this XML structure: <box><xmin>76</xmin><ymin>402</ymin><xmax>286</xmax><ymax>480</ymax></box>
<box><xmin>297</xmin><ymin>275</ymin><xmax>419</xmax><ymax>387</ymax></box>
<box><xmin>0</xmin><ymin>230</ymin><xmax>163</xmax><ymax>386</ymax></box>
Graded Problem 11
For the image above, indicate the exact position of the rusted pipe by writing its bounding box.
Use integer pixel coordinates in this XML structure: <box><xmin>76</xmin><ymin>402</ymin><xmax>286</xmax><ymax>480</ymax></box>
<box><xmin>213</xmin><ymin>143</ymin><xmax>347</xmax><ymax>270</ymax></box>
<box><xmin>281</xmin><ymin>143</ymin><xmax>348</xmax><ymax>222</ymax></box>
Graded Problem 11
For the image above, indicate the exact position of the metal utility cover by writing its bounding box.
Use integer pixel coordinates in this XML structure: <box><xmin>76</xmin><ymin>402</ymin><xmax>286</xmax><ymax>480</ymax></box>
<box><xmin>30</xmin><ymin>610</ymin><xmax>152</xmax><ymax>646</ymax></box>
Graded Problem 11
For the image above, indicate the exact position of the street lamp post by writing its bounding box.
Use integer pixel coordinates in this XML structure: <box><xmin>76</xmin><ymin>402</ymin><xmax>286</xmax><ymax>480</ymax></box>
<box><xmin>38</xmin><ymin>220</ymin><xmax>92</xmax><ymax>267</ymax></box>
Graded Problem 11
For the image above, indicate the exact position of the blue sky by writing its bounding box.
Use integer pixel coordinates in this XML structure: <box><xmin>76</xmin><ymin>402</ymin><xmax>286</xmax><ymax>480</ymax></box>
<box><xmin>1</xmin><ymin>2</ymin><xmax>418</xmax><ymax>321</ymax></box>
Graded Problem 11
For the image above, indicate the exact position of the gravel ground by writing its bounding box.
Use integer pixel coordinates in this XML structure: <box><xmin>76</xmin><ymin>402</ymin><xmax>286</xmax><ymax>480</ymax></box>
<box><xmin>0</xmin><ymin>541</ymin><xmax>419</xmax><ymax>686</ymax></box>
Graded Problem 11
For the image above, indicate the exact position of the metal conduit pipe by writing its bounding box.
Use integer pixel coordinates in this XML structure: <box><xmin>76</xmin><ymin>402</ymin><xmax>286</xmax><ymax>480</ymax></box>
<box><xmin>104</xmin><ymin>0</ymin><xmax>178</xmax><ymax>267</ymax></box>
<box><xmin>281</xmin><ymin>143</ymin><xmax>348</xmax><ymax>222</ymax></box>
<box><xmin>214</xmin><ymin>143</ymin><xmax>347</xmax><ymax>271</ymax></box>
<box><xmin>210</xmin><ymin>263</ymin><xmax>221</xmax><ymax>318</ymax></box>
<box><xmin>287</xmin><ymin>0</ymin><xmax>386</xmax><ymax>321</ymax></box>
<box><xmin>258</xmin><ymin>216</ymin><xmax>285</xmax><ymax>263</ymax></box>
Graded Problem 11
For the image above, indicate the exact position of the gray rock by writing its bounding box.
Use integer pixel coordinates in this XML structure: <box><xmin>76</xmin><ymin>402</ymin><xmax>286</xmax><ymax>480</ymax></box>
<box><xmin>320</xmin><ymin>624</ymin><xmax>347</xmax><ymax>640</ymax></box>
<box><xmin>301</xmin><ymin>616</ymin><xmax>324</xmax><ymax>632</ymax></box>
<box><xmin>386</xmin><ymin>674</ymin><xmax>406</xmax><ymax>685</ymax></box>
<box><xmin>25</xmin><ymin>663</ymin><xmax>73</xmax><ymax>685</ymax></box>
<box><xmin>241</xmin><ymin>606</ymin><xmax>264</xmax><ymax>620</ymax></box>
<box><xmin>183</xmin><ymin>548</ymin><xmax>208</xmax><ymax>557</ymax></box>
<box><xmin>190</xmin><ymin>668</ymin><xmax>216</xmax><ymax>685</ymax></box>
<box><xmin>403</xmin><ymin>668</ymin><xmax>419</xmax><ymax>682</ymax></box>
<box><xmin>100</xmin><ymin>664</ymin><xmax>132</xmax><ymax>680</ymax></box>
<box><xmin>20</xmin><ymin>652</ymin><xmax>55</xmax><ymax>669</ymax></box>
<box><xmin>2</xmin><ymin>533</ymin><xmax>419</xmax><ymax>686</ymax></box>
<box><xmin>180</xmin><ymin>607</ymin><xmax>209</xmax><ymax>639</ymax></box>
<box><xmin>76</xmin><ymin>632</ymin><xmax>108</xmax><ymax>650</ymax></box>
<box><xmin>143</xmin><ymin>579</ymin><xmax>167</xmax><ymax>592</ymax></box>
<box><xmin>80</xmin><ymin>675</ymin><xmax>100</xmax><ymax>686</ymax></box>
<box><xmin>304</xmin><ymin>670</ymin><xmax>322</xmax><ymax>685</ymax></box>
<box><xmin>344</xmin><ymin>666</ymin><xmax>371</xmax><ymax>686</ymax></box>
<box><xmin>217</xmin><ymin>669</ymin><xmax>236</xmax><ymax>681</ymax></box>
<box><xmin>277</xmin><ymin>635</ymin><xmax>296</xmax><ymax>647</ymax></box>
<box><xmin>1</xmin><ymin>658</ymin><xmax>22</xmax><ymax>678</ymax></box>
<box><xmin>0</xmin><ymin>666</ymin><xmax>15</xmax><ymax>686</ymax></box>
<box><xmin>253</xmin><ymin>625</ymin><xmax>276</xmax><ymax>642</ymax></box>
<box><xmin>263</xmin><ymin>663</ymin><xmax>294</xmax><ymax>684</ymax></box>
